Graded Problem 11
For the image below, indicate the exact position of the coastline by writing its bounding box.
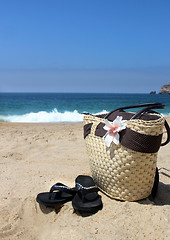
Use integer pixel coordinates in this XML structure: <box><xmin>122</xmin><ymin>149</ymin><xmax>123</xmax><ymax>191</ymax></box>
<box><xmin>0</xmin><ymin>118</ymin><xmax>169</xmax><ymax>239</ymax></box>
<box><xmin>1</xmin><ymin>93</ymin><xmax>170</xmax><ymax>123</ymax></box>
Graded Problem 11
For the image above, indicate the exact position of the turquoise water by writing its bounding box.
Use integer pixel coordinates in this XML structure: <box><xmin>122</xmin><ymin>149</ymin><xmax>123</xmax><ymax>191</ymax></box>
<box><xmin>0</xmin><ymin>93</ymin><xmax>169</xmax><ymax>122</ymax></box>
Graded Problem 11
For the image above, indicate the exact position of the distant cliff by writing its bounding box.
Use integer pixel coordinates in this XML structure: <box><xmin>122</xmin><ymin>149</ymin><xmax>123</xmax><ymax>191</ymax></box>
<box><xmin>159</xmin><ymin>83</ymin><xmax>170</xmax><ymax>94</ymax></box>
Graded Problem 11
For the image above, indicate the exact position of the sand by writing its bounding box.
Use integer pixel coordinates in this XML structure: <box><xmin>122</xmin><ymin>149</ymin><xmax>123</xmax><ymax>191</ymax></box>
<box><xmin>0</xmin><ymin>118</ymin><xmax>169</xmax><ymax>240</ymax></box>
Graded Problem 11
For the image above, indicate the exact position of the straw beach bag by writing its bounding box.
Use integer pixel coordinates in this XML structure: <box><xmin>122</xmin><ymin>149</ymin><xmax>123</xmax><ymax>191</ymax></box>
<box><xmin>83</xmin><ymin>103</ymin><xmax>169</xmax><ymax>201</ymax></box>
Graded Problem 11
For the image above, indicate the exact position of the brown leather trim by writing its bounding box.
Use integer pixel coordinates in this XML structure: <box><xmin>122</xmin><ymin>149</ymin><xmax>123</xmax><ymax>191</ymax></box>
<box><xmin>84</xmin><ymin>123</ymin><xmax>93</xmax><ymax>139</ymax></box>
<box><xmin>94</xmin><ymin>123</ymin><xmax>162</xmax><ymax>153</ymax></box>
<box><xmin>120</xmin><ymin>128</ymin><xmax>163</xmax><ymax>153</ymax></box>
<box><xmin>95</xmin><ymin>123</ymin><xmax>106</xmax><ymax>137</ymax></box>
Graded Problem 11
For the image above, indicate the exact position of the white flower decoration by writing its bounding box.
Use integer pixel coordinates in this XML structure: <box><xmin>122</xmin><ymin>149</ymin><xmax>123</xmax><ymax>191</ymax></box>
<box><xmin>102</xmin><ymin>116</ymin><xmax>127</xmax><ymax>147</ymax></box>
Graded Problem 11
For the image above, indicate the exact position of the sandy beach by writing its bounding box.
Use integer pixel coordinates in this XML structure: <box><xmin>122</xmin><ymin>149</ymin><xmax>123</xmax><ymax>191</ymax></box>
<box><xmin>0</xmin><ymin>118</ymin><xmax>169</xmax><ymax>240</ymax></box>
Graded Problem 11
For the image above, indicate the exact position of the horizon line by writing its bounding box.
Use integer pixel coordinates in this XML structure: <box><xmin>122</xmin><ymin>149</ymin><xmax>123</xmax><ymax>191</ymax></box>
<box><xmin>0</xmin><ymin>91</ymin><xmax>162</xmax><ymax>94</ymax></box>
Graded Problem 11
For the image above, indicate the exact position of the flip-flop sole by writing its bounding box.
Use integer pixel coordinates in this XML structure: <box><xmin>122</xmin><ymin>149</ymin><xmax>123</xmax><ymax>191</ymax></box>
<box><xmin>72</xmin><ymin>194</ymin><xmax>103</xmax><ymax>212</ymax></box>
<box><xmin>36</xmin><ymin>191</ymin><xmax>74</xmax><ymax>207</ymax></box>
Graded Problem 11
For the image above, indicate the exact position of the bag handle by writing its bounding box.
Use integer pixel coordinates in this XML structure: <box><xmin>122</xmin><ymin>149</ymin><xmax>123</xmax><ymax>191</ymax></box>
<box><xmin>161</xmin><ymin>119</ymin><xmax>170</xmax><ymax>146</ymax></box>
<box><xmin>131</xmin><ymin>103</ymin><xmax>165</xmax><ymax>119</ymax></box>
<box><xmin>104</xmin><ymin>102</ymin><xmax>165</xmax><ymax>119</ymax></box>
<box><xmin>104</xmin><ymin>102</ymin><xmax>169</xmax><ymax>146</ymax></box>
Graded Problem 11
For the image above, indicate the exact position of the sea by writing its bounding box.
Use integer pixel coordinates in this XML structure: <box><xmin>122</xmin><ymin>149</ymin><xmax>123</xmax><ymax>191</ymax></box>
<box><xmin>0</xmin><ymin>93</ymin><xmax>170</xmax><ymax>122</ymax></box>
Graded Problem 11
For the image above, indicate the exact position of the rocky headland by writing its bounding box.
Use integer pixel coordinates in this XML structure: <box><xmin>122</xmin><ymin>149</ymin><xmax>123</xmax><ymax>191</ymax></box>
<box><xmin>159</xmin><ymin>83</ymin><xmax>170</xmax><ymax>94</ymax></box>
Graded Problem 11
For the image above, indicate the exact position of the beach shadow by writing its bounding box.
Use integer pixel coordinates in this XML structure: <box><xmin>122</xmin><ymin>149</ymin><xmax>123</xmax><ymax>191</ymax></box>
<box><xmin>139</xmin><ymin>182</ymin><xmax>170</xmax><ymax>206</ymax></box>
<box><xmin>139</xmin><ymin>168</ymin><xmax>170</xmax><ymax>206</ymax></box>
<box><xmin>152</xmin><ymin>182</ymin><xmax>170</xmax><ymax>206</ymax></box>
<box><xmin>159</xmin><ymin>167</ymin><xmax>170</xmax><ymax>172</ymax></box>
<box><xmin>73</xmin><ymin>204</ymin><xmax>103</xmax><ymax>218</ymax></box>
<box><xmin>37</xmin><ymin>203</ymin><xmax>63</xmax><ymax>214</ymax></box>
<box><xmin>159</xmin><ymin>167</ymin><xmax>170</xmax><ymax>178</ymax></box>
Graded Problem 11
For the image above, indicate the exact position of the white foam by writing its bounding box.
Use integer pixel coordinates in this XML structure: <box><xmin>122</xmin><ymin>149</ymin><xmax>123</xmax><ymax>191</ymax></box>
<box><xmin>0</xmin><ymin>109</ymin><xmax>84</xmax><ymax>123</ymax></box>
<box><xmin>95</xmin><ymin>110</ymin><xmax>108</xmax><ymax>115</ymax></box>
<box><xmin>0</xmin><ymin>109</ymin><xmax>169</xmax><ymax>123</ymax></box>
<box><xmin>161</xmin><ymin>113</ymin><xmax>170</xmax><ymax>117</ymax></box>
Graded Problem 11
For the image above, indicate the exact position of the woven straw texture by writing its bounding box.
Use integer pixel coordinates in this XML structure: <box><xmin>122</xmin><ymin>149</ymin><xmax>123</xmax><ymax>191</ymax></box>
<box><xmin>84</xmin><ymin>113</ymin><xmax>165</xmax><ymax>201</ymax></box>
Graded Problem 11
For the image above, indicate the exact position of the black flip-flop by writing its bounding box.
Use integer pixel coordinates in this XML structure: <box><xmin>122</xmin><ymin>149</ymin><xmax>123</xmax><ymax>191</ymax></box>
<box><xmin>36</xmin><ymin>183</ymin><xmax>76</xmax><ymax>207</ymax></box>
<box><xmin>72</xmin><ymin>175</ymin><xmax>103</xmax><ymax>212</ymax></box>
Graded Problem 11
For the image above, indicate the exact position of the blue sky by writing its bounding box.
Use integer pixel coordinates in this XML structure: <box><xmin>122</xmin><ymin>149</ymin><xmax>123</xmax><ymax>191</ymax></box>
<box><xmin>0</xmin><ymin>0</ymin><xmax>170</xmax><ymax>93</ymax></box>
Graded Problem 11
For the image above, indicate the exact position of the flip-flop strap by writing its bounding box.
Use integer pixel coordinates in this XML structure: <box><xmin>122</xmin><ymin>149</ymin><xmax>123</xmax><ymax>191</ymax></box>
<box><xmin>75</xmin><ymin>182</ymin><xmax>99</xmax><ymax>195</ymax></box>
<box><xmin>49</xmin><ymin>183</ymin><xmax>76</xmax><ymax>199</ymax></box>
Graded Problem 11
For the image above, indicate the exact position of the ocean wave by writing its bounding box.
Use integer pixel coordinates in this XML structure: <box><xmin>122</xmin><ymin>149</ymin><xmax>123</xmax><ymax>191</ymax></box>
<box><xmin>1</xmin><ymin>108</ymin><xmax>168</xmax><ymax>123</ymax></box>
<box><xmin>0</xmin><ymin>109</ymin><xmax>108</xmax><ymax>123</ymax></box>
<box><xmin>162</xmin><ymin>113</ymin><xmax>170</xmax><ymax>117</ymax></box>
